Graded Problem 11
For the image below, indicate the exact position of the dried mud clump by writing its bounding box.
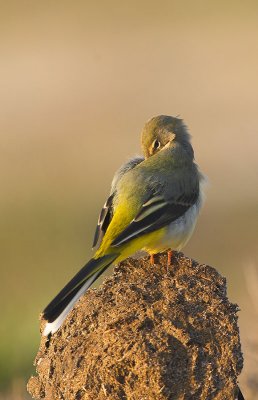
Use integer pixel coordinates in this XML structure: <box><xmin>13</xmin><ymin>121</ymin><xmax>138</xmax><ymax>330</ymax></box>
<box><xmin>28</xmin><ymin>252</ymin><xmax>243</xmax><ymax>400</ymax></box>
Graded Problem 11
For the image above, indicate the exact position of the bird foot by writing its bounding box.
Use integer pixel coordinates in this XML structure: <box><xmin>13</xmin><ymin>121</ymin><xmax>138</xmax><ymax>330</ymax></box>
<box><xmin>167</xmin><ymin>250</ymin><xmax>173</xmax><ymax>273</ymax></box>
<box><xmin>167</xmin><ymin>250</ymin><xmax>173</xmax><ymax>265</ymax></box>
<box><xmin>150</xmin><ymin>254</ymin><xmax>155</xmax><ymax>265</ymax></box>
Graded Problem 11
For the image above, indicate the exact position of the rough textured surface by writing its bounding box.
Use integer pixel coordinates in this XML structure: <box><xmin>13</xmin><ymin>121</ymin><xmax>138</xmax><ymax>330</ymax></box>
<box><xmin>28</xmin><ymin>252</ymin><xmax>243</xmax><ymax>400</ymax></box>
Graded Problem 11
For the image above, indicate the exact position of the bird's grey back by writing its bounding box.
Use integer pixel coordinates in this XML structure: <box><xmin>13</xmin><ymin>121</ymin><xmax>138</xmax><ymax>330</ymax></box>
<box><xmin>110</xmin><ymin>156</ymin><xmax>144</xmax><ymax>194</ymax></box>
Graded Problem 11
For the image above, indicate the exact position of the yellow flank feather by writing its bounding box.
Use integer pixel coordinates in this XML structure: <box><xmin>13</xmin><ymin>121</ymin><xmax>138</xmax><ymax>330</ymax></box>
<box><xmin>116</xmin><ymin>228</ymin><xmax>168</xmax><ymax>262</ymax></box>
<box><xmin>96</xmin><ymin>226</ymin><xmax>166</xmax><ymax>263</ymax></box>
<box><xmin>94</xmin><ymin>184</ymin><xmax>196</xmax><ymax>262</ymax></box>
<box><xmin>94</xmin><ymin>191</ymin><xmax>167</xmax><ymax>259</ymax></box>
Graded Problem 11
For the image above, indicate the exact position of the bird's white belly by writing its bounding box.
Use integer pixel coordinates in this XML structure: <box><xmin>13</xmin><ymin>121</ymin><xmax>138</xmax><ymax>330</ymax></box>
<box><xmin>147</xmin><ymin>192</ymin><xmax>204</xmax><ymax>253</ymax></box>
<box><xmin>166</xmin><ymin>202</ymin><xmax>200</xmax><ymax>250</ymax></box>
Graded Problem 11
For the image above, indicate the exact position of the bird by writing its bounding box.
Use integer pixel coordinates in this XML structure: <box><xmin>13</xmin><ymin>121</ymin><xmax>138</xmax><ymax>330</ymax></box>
<box><xmin>43</xmin><ymin>115</ymin><xmax>205</xmax><ymax>336</ymax></box>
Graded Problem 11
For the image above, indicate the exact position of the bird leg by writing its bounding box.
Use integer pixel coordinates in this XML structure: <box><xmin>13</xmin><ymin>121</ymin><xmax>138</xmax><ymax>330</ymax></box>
<box><xmin>150</xmin><ymin>252</ymin><xmax>173</xmax><ymax>267</ymax></box>
<box><xmin>150</xmin><ymin>254</ymin><xmax>155</xmax><ymax>265</ymax></box>
<box><xmin>167</xmin><ymin>250</ymin><xmax>173</xmax><ymax>266</ymax></box>
<box><xmin>166</xmin><ymin>250</ymin><xmax>173</xmax><ymax>274</ymax></box>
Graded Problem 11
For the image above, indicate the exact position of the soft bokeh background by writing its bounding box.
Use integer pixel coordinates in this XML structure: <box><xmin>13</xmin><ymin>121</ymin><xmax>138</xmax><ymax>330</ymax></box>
<box><xmin>1</xmin><ymin>1</ymin><xmax>258</xmax><ymax>398</ymax></box>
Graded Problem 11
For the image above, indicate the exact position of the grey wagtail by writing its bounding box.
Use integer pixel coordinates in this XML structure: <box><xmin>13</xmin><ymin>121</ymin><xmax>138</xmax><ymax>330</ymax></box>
<box><xmin>43</xmin><ymin>115</ymin><xmax>205</xmax><ymax>336</ymax></box>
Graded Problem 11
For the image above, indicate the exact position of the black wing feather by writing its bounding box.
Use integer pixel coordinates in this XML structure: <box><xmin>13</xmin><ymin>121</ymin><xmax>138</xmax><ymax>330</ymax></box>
<box><xmin>92</xmin><ymin>157</ymin><xmax>144</xmax><ymax>249</ymax></box>
<box><xmin>112</xmin><ymin>189</ymin><xmax>199</xmax><ymax>247</ymax></box>
<box><xmin>92</xmin><ymin>194</ymin><xmax>114</xmax><ymax>248</ymax></box>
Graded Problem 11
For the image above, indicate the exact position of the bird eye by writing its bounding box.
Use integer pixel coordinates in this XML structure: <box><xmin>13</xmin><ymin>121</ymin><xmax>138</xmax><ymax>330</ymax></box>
<box><xmin>152</xmin><ymin>139</ymin><xmax>161</xmax><ymax>150</ymax></box>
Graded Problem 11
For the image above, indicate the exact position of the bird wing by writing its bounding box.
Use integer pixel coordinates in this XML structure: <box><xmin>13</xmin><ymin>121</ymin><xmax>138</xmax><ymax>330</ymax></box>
<box><xmin>92</xmin><ymin>156</ymin><xmax>144</xmax><ymax>249</ymax></box>
<box><xmin>111</xmin><ymin>186</ymin><xmax>199</xmax><ymax>247</ymax></box>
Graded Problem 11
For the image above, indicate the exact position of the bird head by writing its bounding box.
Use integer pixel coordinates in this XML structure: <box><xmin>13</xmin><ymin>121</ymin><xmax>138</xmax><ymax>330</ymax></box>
<box><xmin>141</xmin><ymin>115</ymin><xmax>193</xmax><ymax>159</ymax></box>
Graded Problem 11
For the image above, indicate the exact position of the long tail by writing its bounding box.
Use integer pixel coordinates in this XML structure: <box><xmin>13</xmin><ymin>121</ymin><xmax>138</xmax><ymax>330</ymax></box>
<box><xmin>42</xmin><ymin>253</ymin><xmax>118</xmax><ymax>336</ymax></box>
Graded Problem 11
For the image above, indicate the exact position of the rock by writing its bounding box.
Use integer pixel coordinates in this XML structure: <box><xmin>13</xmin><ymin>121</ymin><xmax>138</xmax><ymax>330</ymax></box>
<box><xmin>27</xmin><ymin>252</ymin><xmax>243</xmax><ymax>399</ymax></box>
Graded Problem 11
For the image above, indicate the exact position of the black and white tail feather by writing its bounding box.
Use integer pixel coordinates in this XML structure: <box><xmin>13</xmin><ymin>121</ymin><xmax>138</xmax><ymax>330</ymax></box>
<box><xmin>43</xmin><ymin>157</ymin><xmax>144</xmax><ymax>336</ymax></box>
<box><xmin>43</xmin><ymin>254</ymin><xmax>118</xmax><ymax>336</ymax></box>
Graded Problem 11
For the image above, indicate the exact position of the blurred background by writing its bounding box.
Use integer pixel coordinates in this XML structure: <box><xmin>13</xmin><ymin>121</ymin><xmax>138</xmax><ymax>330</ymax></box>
<box><xmin>0</xmin><ymin>1</ymin><xmax>258</xmax><ymax>398</ymax></box>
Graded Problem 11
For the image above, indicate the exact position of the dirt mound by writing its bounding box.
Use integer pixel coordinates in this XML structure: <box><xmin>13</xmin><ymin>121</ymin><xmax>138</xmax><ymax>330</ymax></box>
<box><xmin>28</xmin><ymin>252</ymin><xmax>243</xmax><ymax>399</ymax></box>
